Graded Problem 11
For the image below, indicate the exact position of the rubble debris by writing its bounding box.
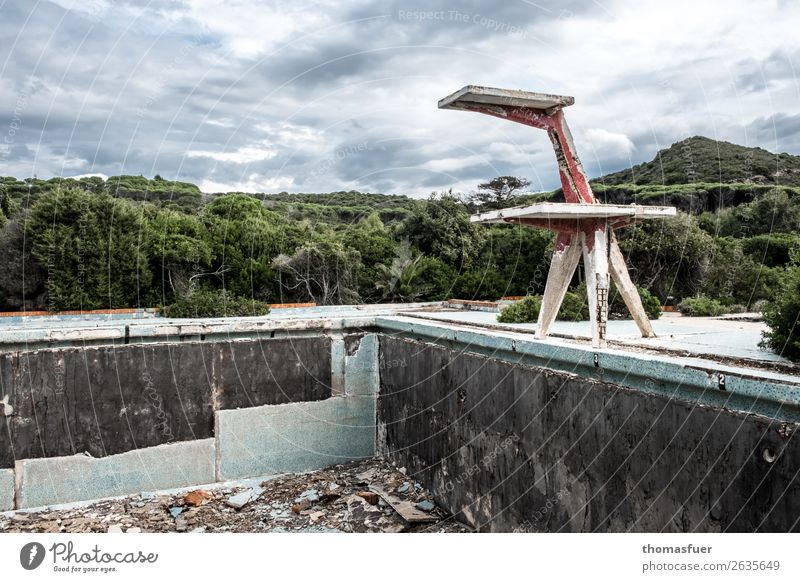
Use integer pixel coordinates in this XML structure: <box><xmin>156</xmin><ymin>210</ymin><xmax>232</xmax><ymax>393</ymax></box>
<box><xmin>416</xmin><ymin>500</ymin><xmax>435</xmax><ymax>512</ymax></box>
<box><xmin>295</xmin><ymin>489</ymin><xmax>319</xmax><ymax>503</ymax></box>
<box><xmin>355</xmin><ymin>491</ymin><xmax>378</xmax><ymax>505</ymax></box>
<box><xmin>0</xmin><ymin>459</ymin><xmax>469</xmax><ymax>534</ymax></box>
<box><xmin>184</xmin><ymin>490</ymin><xmax>213</xmax><ymax>507</ymax></box>
<box><xmin>226</xmin><ymin>487</ymin><xmax>264</xmax><ymax>510</ymax></box>
<box><xmin>355</xmin><ymin>469</ymin><xmax>376</xmax><ymax>483</ymax></box>
<box><xmin>291</xmin><ymin>499</ymin><xmax>311</xmax><ymax>513</ymax></box>
<box><xmin>370</xmin><ymin>485</ymin><xmax>438</xmax><ymax>524</ymax></box>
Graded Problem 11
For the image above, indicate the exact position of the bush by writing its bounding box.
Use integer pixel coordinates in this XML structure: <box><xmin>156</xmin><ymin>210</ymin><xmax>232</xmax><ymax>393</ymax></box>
<box><xmin>558</xmin><ymin>291</ymin><xmax>589</xmax><ymax>321</ymax></box>
<box><xmin>760</xmin><ymin>252</ymin><xmax>800</xmax><ymax>361</ymax></box>
<box><xmin>678</xmin><ymin>296</ymin><xmax>727</xmax><ymax>317</ymax></box>
<box><xmin>161</xmin><ymin>289</ymin><xmax>271</xmax><ymax>318</ymax></box>
<box><xmin>497</xmin><ymin>295</ymin><xmax>541</xmax><ymax>323</ymax></box>
<box><xmin>497</xmin><ymin>283</ymin><xmax>660</xmax><ymax>325</ymax></box>
<box><xmin>633</xmin><ymin>286</ymin><xmax>663</xmax><ymax>320</ymax></box>
<box><xmin>574</xmin><ymin>281</ymin><xmax>661</xmax><ymax>321</ymax></box>
<box><xmin>453</xmin><ymin>269</ymin><xmax>505</xmax><ymax>301</ymax></box>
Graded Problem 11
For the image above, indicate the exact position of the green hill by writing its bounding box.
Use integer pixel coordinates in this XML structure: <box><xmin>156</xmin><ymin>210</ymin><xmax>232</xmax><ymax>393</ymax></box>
<box><xmin>596</xmin><ymin>136</ymin><xmax>800</xmax><ymax>186</ymax></box>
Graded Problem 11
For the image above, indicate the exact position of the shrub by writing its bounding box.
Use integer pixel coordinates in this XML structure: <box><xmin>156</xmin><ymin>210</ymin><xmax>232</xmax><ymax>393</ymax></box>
<box><xmin>453</xmin><ymin>269</ymin><xmax>505</xmax><ymax>301</ymax></box>
<box><xmin>497</xmin><ymin>295</ymin><xmax>541</xmax><ymax>323</ymax></box>
<box><xmin>161</xmin><ymin>289</ymin><xmax>271</xmax><ymax>318</ymax></box>
<box><xmin>760</xmin><ymin>252</ymin><xmax>800</xmax><ymax>361</ymax></box>
<box><xmin>574</xmin><ymin>281</ymin><xmax>661</xmax><ymax>321</ymax></box>
<box><xmin>558</xmin><ymin>291</ymin><xmax>589</xmax><ymax>321</ymax></box>
<box><xmin>678</xmin><ymin>296</ymin><xmax>727</xmax><ymax>317</ymax></box>
<box><xmin>634</xmin><ymin>286</ymin><xmax>663</xmax><ymax>320</ymax></box>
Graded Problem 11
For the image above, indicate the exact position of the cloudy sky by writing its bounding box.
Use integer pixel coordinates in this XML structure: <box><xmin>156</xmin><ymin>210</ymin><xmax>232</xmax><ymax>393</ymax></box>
<box><xmin>0</xmin><ymin>0</ymin><xmax>798</xmax><ymax>196</ymax></box>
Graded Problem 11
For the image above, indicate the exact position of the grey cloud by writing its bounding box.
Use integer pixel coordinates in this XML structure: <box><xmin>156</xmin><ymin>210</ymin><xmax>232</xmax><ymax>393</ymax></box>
<box><xmin>747</xmin><ymin>113</ymin><xmax>800</xmax><ymax>152</ymax></box>
<box><xmin>0</xmin><ymin>0</ymin><xmax>798</xmax><ymax>196</ymax></box>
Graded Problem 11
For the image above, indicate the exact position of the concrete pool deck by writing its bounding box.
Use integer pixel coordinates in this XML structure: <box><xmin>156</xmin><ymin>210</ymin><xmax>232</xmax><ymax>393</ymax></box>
<box><xmin>0</xmin><ymin>302</ymin><xmax>790</xmax><ymax>370</ymax></box>
<box><xmin>404</xmin><ymin>309</ymin><xmax>788</xmax><ymax>365</ymax></box>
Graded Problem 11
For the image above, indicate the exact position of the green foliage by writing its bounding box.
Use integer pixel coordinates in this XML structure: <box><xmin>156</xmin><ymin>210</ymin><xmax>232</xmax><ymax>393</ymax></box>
<box><xmin>1</xmin><ymin>141</ymin><xmax>795</xmax><ymax>323</ymax></box>
<box><xmin>597</xmin><ymin>136</ymin><xmax>800</xmax><ymax>186</ymax></box>
<box><xmin>606</xmin><ymin>283</ymin><xmax>662</xmax><ymax>320</ymax></box>
<box><xmin>342</xmin><ymin>214</ymin><xmax>398</xmax><ymax>301</ymax></box>
<box><xmin>701</xmin><ymin>189</ymin><xmax>800</xmax><ymax>237</ymax></box>
<box><xmin>477</xmin><ymin>225</ymin><xmax>552</xmax><ymax>296</ymax></box>
<box><xmin>202</xmin><ymin>194</ymin><xmax>290</xmax><ymax>302</ymax></box>
<box><xmin>678</xmin><ymin>296</ymin><xmax>727</xmax><ymax>317</ymax></box>
<box><xmin>273</xmin><ymin>235</ymin><xmax>361</xmax><ymax>305</ymax></box>
<box><xmin>145</xmin><ymin>207</ymin><xmax>213</xmax><ymax>305</ymax></box>
<box><xmin>760</xmin><ymin>251</ymin><xmax>800</xmax><ymax>361</ymax></box>
<box><xmin>618</xmin><ymin>213</ymin><xmax>712</xmax><ymax>301</ymax></box>
<box><xmin>496</xmin><ymin>282</ymin><xmax>661</xmax><ymax>325</ymax></box>
<box><xmin>497</xmin><ymin>295</ymin><xmax>541</xmax><ymax>323</ymax></box>
<box><xmin>161</xmin><ymin>289</ymin><xmax>271</xmax><ymax>318</ymax></box>
<box><xmin>558</xmin><ymin>291</ymin><xmax>589</xmax><ymax>321</ymax></box>
<box><xmin>375</xmin><ymin>241</ymin><xmax>455</xmax><ymax>302</ymax></box>
<box><xmin>741</xmin><ymin>233</ymin><xmax>800</xmax><ymax>267</ymax></box>
<box><xmin>409</xmin><ymin>256</ymin><xmax>457</xmax><ymax>301</ymax></box>
<box><xmin>469</xmin><ymin>176</ymin><xmax>530</xmax><ymax>210</ymax></box>
<box><xmin>696</xmin><ymin>237</ymin><xmax>781</xmax><ymax>307</ymax></box>
<box><xmin>0</xmin><ymin>218</ymin><xmax>46</xmax><ymax>310</ymax></box>
<box><xmin>633</xmin><ymin>286</ymin><xmax>663</xmax><ymax>320</ymax></box>
<box><xmin>398</xmin><ymin>190</ymin><xmax>483</xmax><ymax>269</ymax></box>
<box><xmin>26</xmin><ymin>187</ymin><xmax>152</xmax><ymax>311</ymax></box>
<box><xmin>453</xmin><ymin>269</ymin><xmax>505</xmax><ymax>300</ymax></box>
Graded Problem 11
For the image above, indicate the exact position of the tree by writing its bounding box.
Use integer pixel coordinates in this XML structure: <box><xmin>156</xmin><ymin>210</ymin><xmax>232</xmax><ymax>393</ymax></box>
<box><xmin>760</xmin><ymin>250</ymin><xmax>800</xmax><ymax>361</ymax></box>
<box><xmin>0</xmin><ymin>216</ymin><xmax>47</xmax><ymax>310</ymax></box>
<box><xmin>26</xmin><ymin>187</ymin><xmax>152</xmax><ymax>310</ymax></box>
<box><xmin>470</xmin><ymin>176</ymin><xmax>530</xmax><ymax>210</ymax></box>
<box><xmin>617</xmin><ymin>213</ymin><xmax>713</xmax><ymax>302</ymax></box>
<box><xmin>342</xmin><ymin>213</ymin><xmax>398</xmax><ymax>301</ymax></box>
<box><xmin>375</xmin><ymin>239</ymin><xmax>456</xmax><ymax>302</ymax></box>
<box><xmin>398</xmin><ymin>190</ymin><xmax>483</xmax><ymax>271</ymax></box>
<box><xmin>145</xmin><ymin>207</ymin><xmax>213</xmax><ymax>305</ymax></box>
<box><xmin>273</xmin><ymin>236</ymin><xmax>361</xmax><ymax>305</ymax></box>
<box><xmin>476</xmin><ymin>225</ymin><xmax>552</xmax><ymax>296</ymax></box>
<box><xmin>201</xmin><ymin>194</ymin><xmax>292</xmax><ymax>302</ymax></box>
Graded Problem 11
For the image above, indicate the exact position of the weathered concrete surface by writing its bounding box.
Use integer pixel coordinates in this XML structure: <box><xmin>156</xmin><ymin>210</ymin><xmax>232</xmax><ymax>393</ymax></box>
<box><xmin>0</xmin><ymin>337</ymin><xmax>331</xmax><ymax>469</ymax></box>
<box><xmin>214</xmin><ymin>337</ymin><xmax>331</xmax><ymax>409</ymax></box>
<box><xmin>345</xmin><ymin>334</ymin><xmax>378</xmax><ymax>396</ymax></box>
<box><xmin>377</xmin><ymin>316</ymin><xmax>800</xmax><ymax>422</ymax></box>
<box><xmin>331</xmin><ymin>336</ymin><xmax>346</xmax><ymax>395</ymax></box>
<box><xmin>0</xmin><ymin>468</ymin><xmax>13</xmax><ymax>510</ymax></box>
<box><xmin>217</xmin><ymin>396</ymin><xmax>376</xmax><ymax>481</ymax></box>
<box><xmin>378</xmin><ymin>336</ymin><xmax>800</xmax><ymax>533</ymax></box>
<box><xmin>15</xmin><ymin>439</ymin><xmax>215</xmax><ymax>509</ymax></box>
<box><xmin>1</xmin><ymin>344</ymin><xmax>216</xmax><ymax>468</ymax></box>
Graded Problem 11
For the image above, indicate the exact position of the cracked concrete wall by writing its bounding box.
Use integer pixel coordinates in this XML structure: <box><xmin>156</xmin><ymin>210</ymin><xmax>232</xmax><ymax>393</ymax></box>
<box><xmin>378</xmin><ymin>336</ymin><xmax>800</xmax><ymax>533</ymax></box>
<box><xmin>0</xmin><ymin>337</ymin><xmax>331</xmax><ymax>469</ymax></box>
<box><xmin>3</xmin><ymin>333</ymin><xmax>377</xmax><ymax>509</ymax></box>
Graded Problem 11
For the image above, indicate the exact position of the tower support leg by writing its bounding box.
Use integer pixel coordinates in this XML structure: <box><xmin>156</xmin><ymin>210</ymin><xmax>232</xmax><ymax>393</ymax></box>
<box><xmin>582</xmin><ymin>225</ymin><xmax>610</xmax><ymax>349</ymax></box>
<box><xmin>608</xmin><ymin>230</ymin><xmax>656</xmax><ymax>338</ymax></box>
<box><xmin>536</xmin><ymin>233</ymin><xmax>582</xmax><ymax>339</ymax></box>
